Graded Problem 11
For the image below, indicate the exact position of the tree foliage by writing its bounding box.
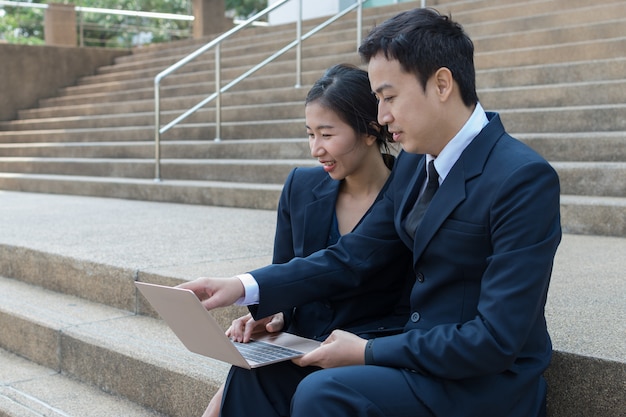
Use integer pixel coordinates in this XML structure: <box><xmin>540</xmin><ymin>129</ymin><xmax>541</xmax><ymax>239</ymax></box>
<box><xmin>0</xmin><ymin>2</ymin><xmax>45</xmax><ymax>45</ymax></box>
<box><xmin>226</xmin><ymin>0</ymin><xmax>267</xmax><ymax>19</ymax></box>
<box><xmin>0</xmin><ymin>0</ymin><xmax>266</xmax><ymax>47</ymax></box>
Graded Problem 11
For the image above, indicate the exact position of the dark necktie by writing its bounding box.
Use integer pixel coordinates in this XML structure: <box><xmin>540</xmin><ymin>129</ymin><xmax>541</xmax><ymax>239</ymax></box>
<box><xmin>404</xmin><ymin>160</ymin><xmax>439</xmax><ymax>239</ymax></box>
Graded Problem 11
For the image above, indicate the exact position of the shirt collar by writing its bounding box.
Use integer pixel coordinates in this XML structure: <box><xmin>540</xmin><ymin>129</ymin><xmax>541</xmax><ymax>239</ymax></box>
<box><xmin>427</xmin><ymin>102</ymin><xmax>488</xmax><ymax>183</ymax></box>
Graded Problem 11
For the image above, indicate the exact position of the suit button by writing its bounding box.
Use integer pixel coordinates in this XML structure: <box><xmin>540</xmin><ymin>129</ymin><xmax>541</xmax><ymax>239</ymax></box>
<box><xmin>416</xmin><ymin>272</ymin><xmax>425</xmax><ymax>283</ymax></box>
<box><xmin>411</xmin><ymin>312</ymin><xmax>420</xmax><ymax>323</ymax></box>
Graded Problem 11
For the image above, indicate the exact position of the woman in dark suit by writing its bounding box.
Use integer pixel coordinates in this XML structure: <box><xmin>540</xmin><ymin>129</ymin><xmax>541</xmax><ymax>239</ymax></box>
<box><xmin>202</xmin><ymin>64</ymin><xmax>413</xmax><ymax>417</ymax></box>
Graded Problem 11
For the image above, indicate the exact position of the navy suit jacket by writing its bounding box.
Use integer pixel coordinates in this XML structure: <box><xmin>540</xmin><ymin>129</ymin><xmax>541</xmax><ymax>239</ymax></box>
<box><xmin>261</xmin><ymin>166</ymin><xmax>413</xmax><ymax>341</ymax></box>
<box><xmin>250</xmin><ymin>113</ymin><xmax>561</xmax><ymax>416</ymax></box>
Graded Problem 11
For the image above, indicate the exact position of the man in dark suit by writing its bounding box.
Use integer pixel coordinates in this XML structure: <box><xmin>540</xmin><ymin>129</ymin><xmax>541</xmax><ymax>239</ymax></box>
<box><xmin>180</xmin><ymin>8</ymin><xmax>561</xmax><ymax>417</ymax></box>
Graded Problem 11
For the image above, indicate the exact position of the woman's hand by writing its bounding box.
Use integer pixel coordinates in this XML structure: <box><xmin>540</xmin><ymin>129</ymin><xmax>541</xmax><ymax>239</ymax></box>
<box><xmin>226</xmin><ymin>312</ymin><xmax>285</xmax><ymax>343</ymax></box>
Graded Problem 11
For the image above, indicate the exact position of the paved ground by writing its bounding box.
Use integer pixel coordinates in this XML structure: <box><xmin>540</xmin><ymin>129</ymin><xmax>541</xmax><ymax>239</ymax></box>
<box><xmin>0</xmin><ymin>190</ymin><xmax>624</xmax><ymax>363</ymax></box>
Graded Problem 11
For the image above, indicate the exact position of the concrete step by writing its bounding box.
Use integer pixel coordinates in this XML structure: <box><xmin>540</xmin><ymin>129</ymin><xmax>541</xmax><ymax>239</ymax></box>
<box><xmin>560</xmin><ymin>194</ymin><xmax>626</xmax><ymax>236</ymax></box>
<box><xmin>61</xmin><ymin>39</ymin><xmax>358</xmax><ymax>91</ymax></box>
<box><xmin>457</xmin><ymin>0</ymin><xmax>625</xmax><ymax>35</ymax></box>
<box><xmin>475</xmin><ymin>35</ymin><xmax>626</xmax><ymax>69</ymax></box>
<box><xmin>478</xmin><ymin>57</ymin><xmax>626</xmax><ymax>88</ymax></box>
<box><xmin>83</xmin><ymin>28</ymin><xmax>363</xmax><ymax>83</ymax></box>
<box><xmin>1</xmin><ymin>101</ymin><xmax>305</xmax><ymax>131</ymax></box>
<box><xmin>0</xmin><ymin>276</ymin><xmax>227</xmax><ymax>417</ymax></box>
<box><xmin>0</xmin><ymin>139</ymin><xmax>312</xmax><ymax>159</ymax></box>
<box><xmin>0</xmin><ymin>158</ymin><xmax>622</xmax><ymax>197</ymax></box>
<box><xmin>519</xmin><ymin>132</ymin><xmax>626</xmax><ymax>162</ymax></box>
<box><xmin>471</xmin><ymin>18</ymin><xmax>626</xmax><ymax>52</ymax></box>
<box><xmin>1</xmin><ymin>133</ymin><xmax>624</xmax><ymax>163</ymax></box>
<box><xmin>34</xmin><ymin>56</ymin><xmax>358</xmax><ymax>108</ymax></box>
<box><xmin>18</xmin><ymin>86</ymin><xmax>310</xmax><ymax>119</ymax></box>
<box><xmin>0</xmin><ymin>348</ymin><xmax>166</xmax><ymax>417</ymax></box>
<box><xmin>0</xmin><ymin>174</ymin><xmax>283</xmax><ymax>209</ymax></box>
<box><xmin>499</xmin><ymin>104</ymin><xmax>626</xmax><ymax>133</ymax></box>
<box><xmin>0</xmin><ymin>119</ymin><xmax>306</xmax><ymax>143</ymax></box>
<box><xmin>553</xmin><ymin>162</ymin><xmax>626</xmax><ymax>197</ymax></box>
<box><xmin>0</xmin><ymin>157</ymin><xmax>315</xmax><ymax>183</ymax></box>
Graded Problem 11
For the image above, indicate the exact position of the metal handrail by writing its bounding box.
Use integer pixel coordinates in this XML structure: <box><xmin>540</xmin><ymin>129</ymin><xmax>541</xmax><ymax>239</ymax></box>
<box><xmin>153</xmin><ymin>0</ymin><xmax>367</xmax><ymax>181</ymax></box>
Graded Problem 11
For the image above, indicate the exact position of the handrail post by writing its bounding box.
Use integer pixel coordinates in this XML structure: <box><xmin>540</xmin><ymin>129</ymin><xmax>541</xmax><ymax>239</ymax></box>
<box><xmin>356</xmin><ymin>0</ymin><xmax>362</xmax><ymax>51</ymax></box>
<box><xmin>295</xmin><ymin>0</ymin><xmax>302</xmax><ymax>88</ymax></box>
<box><xmin>215</xmin><ymin>43</ymin><xmax>222</xmax><ymax>141</ymax></box>
<box><xmin>154</xmin><ymin>81</ymin><xmax>162</xmax><ymax>181</ymax></box>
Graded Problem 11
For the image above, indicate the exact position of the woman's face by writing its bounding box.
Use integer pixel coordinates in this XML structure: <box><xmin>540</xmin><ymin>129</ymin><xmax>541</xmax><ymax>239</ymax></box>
<box><xmin>305</xmin><ymin>101</ymin><xmax>372</xmax><ymax>181</ymax></box>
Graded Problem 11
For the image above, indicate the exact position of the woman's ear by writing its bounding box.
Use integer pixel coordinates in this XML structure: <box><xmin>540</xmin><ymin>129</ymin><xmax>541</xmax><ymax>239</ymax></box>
<box><xmin>363</xmin><ymin>132</ymin><xmax>378</xmax><ymax>146</ymax></box>
<box><xmin>364</xmin><ymin>122</ymin><xmax>381</xmax><ymax>146</ymax></box>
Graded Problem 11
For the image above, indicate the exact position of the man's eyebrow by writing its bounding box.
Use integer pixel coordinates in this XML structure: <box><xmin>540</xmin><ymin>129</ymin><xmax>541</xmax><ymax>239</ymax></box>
<box><xmin>374</xmin><ymin>83</ymin><xmax>393</xmax><ymax>94</ymax></box>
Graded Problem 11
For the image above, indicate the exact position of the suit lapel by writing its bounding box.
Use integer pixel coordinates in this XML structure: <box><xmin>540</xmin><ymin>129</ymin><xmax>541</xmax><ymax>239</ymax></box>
<box><xmin>302</xmin><ymin>176</ymin><xmax>339</xmax><ymax>255</ymax></box>
<box><xmin>409</xmin><ymin>112</ymin><xmax>506</xmax><ymax>263</ymax></box>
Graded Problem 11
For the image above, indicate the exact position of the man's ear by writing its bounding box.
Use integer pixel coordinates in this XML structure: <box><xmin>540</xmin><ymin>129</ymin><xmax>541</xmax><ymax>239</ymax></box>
<box><xmin>433</xmin><ymin>67</ymin><xmax>454</xmax><ymax>101</ymax></box>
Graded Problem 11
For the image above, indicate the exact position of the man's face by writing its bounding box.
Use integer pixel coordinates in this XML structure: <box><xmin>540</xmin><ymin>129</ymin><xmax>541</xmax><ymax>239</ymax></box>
<box><xmin>368</xmin><ymin>53</ymin><xmax>444</xmax><ymax>155</ymax></box>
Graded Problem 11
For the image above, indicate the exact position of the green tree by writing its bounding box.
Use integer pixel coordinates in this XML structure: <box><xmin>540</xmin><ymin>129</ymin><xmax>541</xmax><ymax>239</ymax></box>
<box><xmin>226</xmin><ymin>0</ymin><xmax>267</xmax><ymax>19</ymax></box>
<box><xmin>0</xmin><ymin>1</ymin><xmax>45</xmax><ymax>45</ymax></box>
<box><xmin>0</xmin><ymin>0</ymin><xmax>266</xmax><ymax>46</ymax></box>
<box><xmin>76</xmin><ymin>0</ymin><xmax>193</xmax><ymax>47</ymax></box>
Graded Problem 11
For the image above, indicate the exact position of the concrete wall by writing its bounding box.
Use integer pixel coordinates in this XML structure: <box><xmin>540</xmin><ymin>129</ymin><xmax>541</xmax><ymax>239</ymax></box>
<box><xmin>0</xmin><ymin>43</ymin><xmax>130</xmax><ymax>121</ymax></box>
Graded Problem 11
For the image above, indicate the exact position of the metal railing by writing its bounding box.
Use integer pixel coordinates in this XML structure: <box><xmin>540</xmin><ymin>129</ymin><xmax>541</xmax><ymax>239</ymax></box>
<box><xmin>153</xmin><ymin>0</ymin><xmax>368</xmax><ymax>181</ymax></box>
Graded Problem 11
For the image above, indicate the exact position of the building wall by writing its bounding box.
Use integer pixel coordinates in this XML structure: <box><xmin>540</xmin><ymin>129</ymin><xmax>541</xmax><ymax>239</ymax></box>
<box><xmin>0</xmin><ymin>43</ymin><xmax>130</xmax><ymax>121</ymax></box>
<box><xmin>268</xmin><ymin>0</ymin><xmax>418</xmax><ymax>25</ymax></box>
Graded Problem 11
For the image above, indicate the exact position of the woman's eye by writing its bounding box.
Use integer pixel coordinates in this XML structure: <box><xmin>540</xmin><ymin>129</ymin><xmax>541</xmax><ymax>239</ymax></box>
<box><xmin>383</xmin><ymin>96</ymin><xmax>394</xmax><ymax>103</ymax></box>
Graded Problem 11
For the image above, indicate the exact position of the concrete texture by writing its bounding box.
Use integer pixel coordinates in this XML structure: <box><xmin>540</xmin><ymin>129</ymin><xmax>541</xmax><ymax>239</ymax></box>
<box><xmin>0</xmin><ymin>44</ymin><xmax>129</xmax><ymax>122</ymax></box>
<box><xmin>0</xmin><ymin>345</ymin><xmax>167</xmax><ymax>417</ymax></box>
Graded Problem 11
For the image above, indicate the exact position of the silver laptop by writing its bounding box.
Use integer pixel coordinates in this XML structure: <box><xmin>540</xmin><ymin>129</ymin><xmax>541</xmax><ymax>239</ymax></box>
<box><xmin>135</xmin><ymin>281</ymin><xmax>321</xmax><ymax>369</ymax></box>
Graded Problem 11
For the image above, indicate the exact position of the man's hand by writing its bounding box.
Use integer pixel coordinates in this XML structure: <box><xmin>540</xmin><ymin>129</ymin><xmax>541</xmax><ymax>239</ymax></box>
<box><xmin>226</xmin><ymin>312</ymin><xmax>285</xmax><ymax>343</ymax></box>
<box><xmin>294</xmin><ymin>329</ymin><xmax>367</xmax><ymax>369</ymax></box>
<box><xmin>176</xmin><ymin>276</ymin><xmax>244</xmax><ymax>311</ymax></box>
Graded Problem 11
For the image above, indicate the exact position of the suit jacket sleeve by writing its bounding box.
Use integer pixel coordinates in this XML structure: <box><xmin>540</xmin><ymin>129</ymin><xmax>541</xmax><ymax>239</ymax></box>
<box><xmin>249</xmin><ymin>167</ymin><xmax>407</xmax><ymax>320</ymax></box>
<box><xmin>272</xmin><ymin>168</ymin><xmax>297</xmax><ymax>264</ymax></box>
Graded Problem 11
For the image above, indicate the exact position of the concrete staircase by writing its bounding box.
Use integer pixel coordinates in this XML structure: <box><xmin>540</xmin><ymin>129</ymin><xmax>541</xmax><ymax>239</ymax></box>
<box><xmin>0</xmin><ymin>0</ymin><xmax>624</xmax><ymax>416</ymax></box>
<box><xmin>0</xmin><ymin>0</ymin><xmax>623</xmax><ymax>235</ymax></box>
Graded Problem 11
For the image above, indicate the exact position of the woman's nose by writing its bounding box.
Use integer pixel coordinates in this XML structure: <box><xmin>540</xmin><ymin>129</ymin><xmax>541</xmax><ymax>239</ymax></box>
<box><xmin>309</xmin><ymin>137</ymin><xmax>324</xmax><ymax>157</ymax></box>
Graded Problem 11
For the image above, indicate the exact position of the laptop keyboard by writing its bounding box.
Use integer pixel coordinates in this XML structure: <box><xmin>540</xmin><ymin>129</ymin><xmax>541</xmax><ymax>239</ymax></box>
<box><xmin>233</xmin><ymin>339</ymin><xmax>303</xmax><ymax>364</ymax></box>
